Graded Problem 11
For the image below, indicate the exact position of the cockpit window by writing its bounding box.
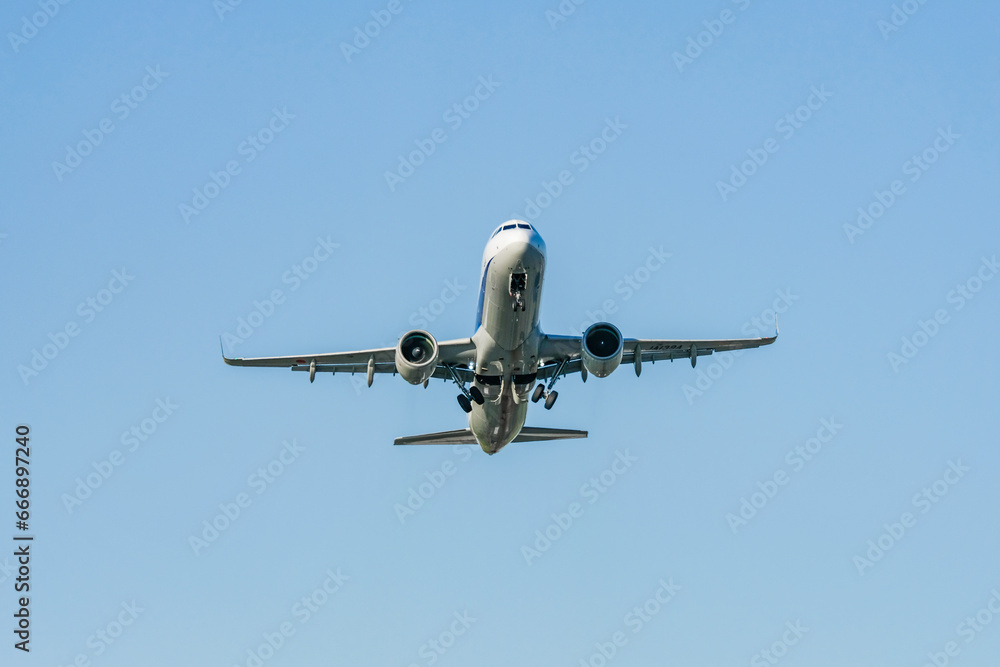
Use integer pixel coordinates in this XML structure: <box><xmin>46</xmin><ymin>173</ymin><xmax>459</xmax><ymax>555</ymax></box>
<box><xmin>493</xmin><ymin>222</ymin><xmax>531</xmax><ymax>238</ymax></box>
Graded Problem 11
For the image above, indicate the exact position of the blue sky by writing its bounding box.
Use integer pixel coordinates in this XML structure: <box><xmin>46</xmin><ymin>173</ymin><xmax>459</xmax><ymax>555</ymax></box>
<box><xmin>2</xmin><ymin>0</ymin><xmax>999</xmax><ymax>665</ymax></box>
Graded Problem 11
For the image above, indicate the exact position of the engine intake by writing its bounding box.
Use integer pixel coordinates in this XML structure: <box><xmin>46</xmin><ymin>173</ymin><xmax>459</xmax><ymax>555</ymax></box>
<box><xmin>581</xmin><ymin>322</ymin><xmax>623</xmax><ymax>378</ymax></box>
<box><xmin>395</xmin><ymin>330</ymin><xmax>439</xmax><ymax>385</ymax></box>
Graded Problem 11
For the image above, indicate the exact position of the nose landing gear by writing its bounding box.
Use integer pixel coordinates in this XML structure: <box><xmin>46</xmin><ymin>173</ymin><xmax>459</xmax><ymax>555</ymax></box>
<box><xmin>510</xmin><ymin>272</ymin><xmax>527</xmax><ymax>312</ymax></box>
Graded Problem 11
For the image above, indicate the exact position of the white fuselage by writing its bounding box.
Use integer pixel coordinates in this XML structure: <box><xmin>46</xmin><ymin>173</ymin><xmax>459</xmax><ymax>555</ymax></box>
<box><xmin>468</xmin><ymin>222</ymin><xmax>548</xmax><ymax>454</ymax></box>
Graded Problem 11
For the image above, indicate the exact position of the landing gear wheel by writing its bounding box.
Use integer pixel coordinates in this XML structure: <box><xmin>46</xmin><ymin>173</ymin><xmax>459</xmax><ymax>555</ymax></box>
<box><xmin>531</xmin><ymin>384</ymin><xmax>545</xmax><ymax>403</ymax></box>
<box><xmin>544</xmin><ymin>390</ymin><xmax>558</xmax><ymax>410</ymax></box>
<box><xmin>457</xmin><ymin>394</ymin><xmax>472</xmax><ymax>413</ymax></box>
<box><xmin>469</xmin><ymin>385</ymin><xmax>485</xmax><ymax>405</ymax></box>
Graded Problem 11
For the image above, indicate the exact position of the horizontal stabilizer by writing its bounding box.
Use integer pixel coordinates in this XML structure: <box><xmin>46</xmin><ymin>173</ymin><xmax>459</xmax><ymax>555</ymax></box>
<box><xmin>394</xmin><ymin>426</ymin><xmax>588</xmax><ymax>446</ymax></box>
<box><xmin>515</xmin><ymin>427</ymin><xmax>589</xmax><ymax>442</ymax></box>
<box><xmin>394</xmin><ymin>429</ymin><xmax>479</xmax><ymax>446</ymax></box>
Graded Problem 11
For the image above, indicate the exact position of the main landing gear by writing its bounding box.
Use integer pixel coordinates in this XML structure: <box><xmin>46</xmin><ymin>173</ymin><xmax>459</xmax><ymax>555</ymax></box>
<box><xmin>531</xmin><ymin>358</ymin><xmax>567</xmax><ymax>410</ymax></box>
<box><xmin>531</xmin><ymin>385</ymin><xmax>559</xmax><ymax>410</ymax></box>
<box><xmin>544</xmin><ymin>390</ymin><xmax>558</xmax><ymax>410</ymax></box>
<box><xmin>446</xmin><ymin>365</ymin><xmax>484</xmax><ymax>414</ymax></box>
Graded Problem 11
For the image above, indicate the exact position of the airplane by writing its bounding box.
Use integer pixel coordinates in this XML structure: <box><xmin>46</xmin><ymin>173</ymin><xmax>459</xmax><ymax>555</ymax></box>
<box><xmin>222</xmin><ymin>221</ymin><xmax>777</xmax><ymax>455</ymax></box>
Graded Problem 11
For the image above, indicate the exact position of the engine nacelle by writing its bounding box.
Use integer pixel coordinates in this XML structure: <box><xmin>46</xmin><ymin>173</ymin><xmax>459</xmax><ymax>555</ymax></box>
<box><xmin>581</xmin><ymin>322</ymin><xmax>624</xmax><ymax>378</ymax></box>
<box><xmin>395</xmin><ymin>330</ymin><xmax>439</xmax><ymax>385</ymax></box>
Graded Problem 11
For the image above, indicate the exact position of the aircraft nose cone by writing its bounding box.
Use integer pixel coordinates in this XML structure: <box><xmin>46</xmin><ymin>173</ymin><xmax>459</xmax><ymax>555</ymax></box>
<box><xmin>506</xmin><ymin>240</ymin><xmax>543</xmax><ymax>259</ymax></box>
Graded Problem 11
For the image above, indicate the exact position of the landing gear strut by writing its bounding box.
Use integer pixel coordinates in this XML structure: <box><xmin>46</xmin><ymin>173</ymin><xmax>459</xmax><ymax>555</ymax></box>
<box><xmin>446</xmin><ymin>364</ymin><xmax>484</xmax><ymax>413</ymax></box>
<box><xmin>533</xmin><ymin>358</ymin><xmax>567</xmax><ymax>410</ymax></box>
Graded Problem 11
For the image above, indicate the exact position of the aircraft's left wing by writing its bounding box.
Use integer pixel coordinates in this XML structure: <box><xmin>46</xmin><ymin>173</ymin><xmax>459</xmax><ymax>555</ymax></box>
<box><xmin>221</xmin><ymin>338</ymin><xmax>477</xmax><ymax>382</ymax></box>
<box><xmin>536</xmin><ymin>332</ymin><xmax>777</xmax><ymax>380</ymax></box>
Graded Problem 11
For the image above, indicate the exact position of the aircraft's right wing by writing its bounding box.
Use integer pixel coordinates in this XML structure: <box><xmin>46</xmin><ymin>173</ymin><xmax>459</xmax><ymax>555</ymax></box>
<box><xmin>222</xmin><ymin>338</ymin><xmax>477</xmax><ymax>382</ymax></box>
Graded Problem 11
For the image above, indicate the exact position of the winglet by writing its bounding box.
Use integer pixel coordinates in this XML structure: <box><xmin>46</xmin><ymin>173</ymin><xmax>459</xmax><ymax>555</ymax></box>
<box><xmin>220</xmin><ymin>336</ymin><xmax>239</xmax><ymax>366</ymax></box>
<box><xmin>775</xmin><ymin>314</ymin><xmax>779</xmax><ymax>337</ymax></box>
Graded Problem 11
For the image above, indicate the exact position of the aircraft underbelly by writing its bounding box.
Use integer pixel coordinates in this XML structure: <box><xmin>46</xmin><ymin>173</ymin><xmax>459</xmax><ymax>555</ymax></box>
<box><xmin>469</xmin><ymin>393</ymin><xmax>528</xmax><ymax>455</ymax></box>
<box><xmin>469</xmin><ymin>240</ymin><xmax>545</xmax><ymax>453</ymax></box>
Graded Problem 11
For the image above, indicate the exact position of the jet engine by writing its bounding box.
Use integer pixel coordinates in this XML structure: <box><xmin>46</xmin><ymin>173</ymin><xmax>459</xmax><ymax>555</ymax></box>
<box><xmin>581</xmin><ymin>322</ymin><xmax>624</xmax><ymax>378</ymax></box>
<box><xmin>395</xmin><ymin>330</ymin><xmax>439</xmax><ymax>385</ymax></box>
